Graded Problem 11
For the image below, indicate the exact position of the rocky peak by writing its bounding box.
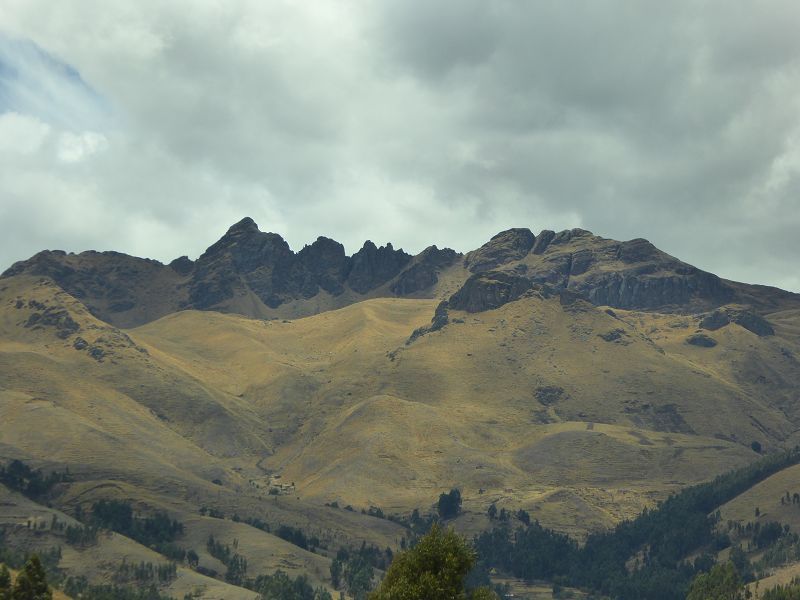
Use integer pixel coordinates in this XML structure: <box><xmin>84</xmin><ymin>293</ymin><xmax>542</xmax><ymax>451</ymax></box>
<box><xmin>616</xmin><ymin>238</ymin><xmax>661</xmax><ymax>263</ymax></box>
<box><xmin>550</xmin><ymin>228</ymin><xmax>593</xmax><ymax>246</ymax></box>
<box><xmin>348</xmin><ymin>241</ymin><xmax>412</xmax><ymax>294</ymax></box>
<box><xmin>444</xmin><ymin>227</ymin><xmax>745</xmax><ymax>315</ymax></box>
<box><xmin>390</xmin><ymin>245</ymin><xmax>460</xmax><ymax>295</ymax></box>
<box><xmin>464</xmin><ymin>227</ymin><xmax>536</xmax><ymax>272</ymax></box>
<box><xmin>297</xmin><ymin>237</ymin><xmax>350</xmax><ymax>295</ymax></box>
<box><xmin>297</xmin><ymin>236</ymin><xmax>347</xmax><ymax>267</ymax></box>
<box><xmin>168</xmin><ymin>256</ymin><xmax>194</xmax><ymax>275</ymax></box>
<box><xmin>532</xmin><ymin>230</ymin><xmax>556</xmax><ymax>254</ymax></box>
<box><xmin>198</xmin><ymin>218</ymin><xmax>292</xmax><ymax>267</ymax></box>
<box><xmin>226</xmin><ymin>216</ymin><xmax>260</xmax><ymax>235</ymax></box>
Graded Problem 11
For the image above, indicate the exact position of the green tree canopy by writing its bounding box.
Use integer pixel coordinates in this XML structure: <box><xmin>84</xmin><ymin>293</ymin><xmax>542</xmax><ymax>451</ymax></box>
<box><xmin>369</xmin><ymin>524</ymin><xmax>495</xmax><ymax>600</ymax></box>
<box><xmin>437</xmin><ymin>489</ymin><xmax>462</xmax><ymax>521</ymax></box>
<box><xmin>686</xmin><ymin>562</ymin><xmax>747</xmax><ymax>600</ymax></box>
<box><xmin>762</xmin><ymin>582</ymin><xmax>800</xmax><ymax>600</ymax></box>
<box><xmin>10</xmin><ymin>555</ymin><xmax>51</xmax><ymax>600</ymax></box>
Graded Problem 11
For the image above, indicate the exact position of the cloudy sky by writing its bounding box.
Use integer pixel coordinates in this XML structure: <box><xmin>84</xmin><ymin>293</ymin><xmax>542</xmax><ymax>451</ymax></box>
<box><xmin>1</xmin><ymin>1</ymin><xmax>799</xmax><ymax>290</ymax></box>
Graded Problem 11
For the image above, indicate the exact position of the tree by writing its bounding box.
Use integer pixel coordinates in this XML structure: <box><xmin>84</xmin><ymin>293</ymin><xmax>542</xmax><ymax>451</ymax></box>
<box><xmin>369</xmin><ymin>524</ymin><xmax>496</xmax><ymax>600</ymax></box>
<box><xmin>330</xmin><ymin>559</ymin><xmax>342</xmax><ymax>589</ymax></box>
<box><xmin>437</xmin><ymin>489</ymin><xmax>462</xmax><ymax>520</ymax></box>
<box><xmin>254</xmin><ymin>570</ymin><xmax>332</xmax><ymax>600</ymax></box>
<box><xmin>487</xmin><ymin>504</ymin><xmax>497</xmax><ymax>520</ymax></box>
<box><xmin>11</xmin><ymin>555</ymin><xmax>51</xmax><ymax>600</ymax></box>
<box><xmin>186</xmin><ymin>549</ymin><xmax>199</xmax><ymax>568</ymax></box>
<box><xmin>686</xmin><ymin>562</ymin><xmax>746</xmax><ymax>600</ymax></box>
<box><xmin>1</xmin><ymin>564</ymin><xmax>11</xmax><ymax>599</ymax></box>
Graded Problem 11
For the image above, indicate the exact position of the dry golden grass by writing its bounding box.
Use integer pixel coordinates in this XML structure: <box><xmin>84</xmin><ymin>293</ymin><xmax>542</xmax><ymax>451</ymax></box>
<box><xmin>130</xmin><ymin>281</ymin><xmax>800</xmax><ymax>532</ymax></box>
<box><xmin>2</xmin><ymin>273</ymin><xmax>800</xmax><ymax>593</ymax></box>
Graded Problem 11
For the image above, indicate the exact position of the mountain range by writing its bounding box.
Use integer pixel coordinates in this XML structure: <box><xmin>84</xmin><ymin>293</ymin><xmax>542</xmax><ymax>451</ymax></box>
<box><xmin>1</xmin><ymin>220</ymin><xmax>800</xmax><ymax>598</ymax></box>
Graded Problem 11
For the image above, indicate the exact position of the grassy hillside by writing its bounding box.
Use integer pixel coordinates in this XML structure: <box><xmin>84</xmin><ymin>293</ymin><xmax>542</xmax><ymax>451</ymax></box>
<box><xmin>2</xmin><ymin>272</ymin><xmax>800</xmax><ymax>597</ymax></box>
<box><xmin>133</xmin><ymin>284</ymin><xmax>799</xmax><ymax>533</ymax></box>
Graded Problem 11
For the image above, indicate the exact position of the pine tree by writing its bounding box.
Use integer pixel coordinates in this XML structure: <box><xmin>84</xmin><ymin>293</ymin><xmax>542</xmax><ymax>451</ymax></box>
<box><xmin>11</xmin><ymin>555</ymin><xmax>51</xmax><ymax>600</ymax></box>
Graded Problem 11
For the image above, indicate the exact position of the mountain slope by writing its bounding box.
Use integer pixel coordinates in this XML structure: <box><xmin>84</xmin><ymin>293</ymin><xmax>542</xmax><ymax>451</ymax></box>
<box><xmin>131</xmin><ymin>285</ymin><xmax>800</xmax><ymax>536</ymax></box>
<box><xmin>2</xmin><ymin>225</ymin><xmax>799</xmax><ymax>597</ymax></box>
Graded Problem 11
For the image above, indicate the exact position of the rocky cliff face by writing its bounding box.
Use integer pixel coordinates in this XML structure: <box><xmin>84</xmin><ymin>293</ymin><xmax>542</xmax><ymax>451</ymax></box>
<box><xmin>1</xmin><ymin>248</ymin><xmax>186</xmax><ymax>328</ymax></box>
<box><xmin>347</xmin><ymin>241</ymin><xmax>412</xmax><ymax>294</ymax></box>
<box><xmin>446</xmin><ymin>227</ymin><xmax>744</xmax><ymax>314</ymax></box>
<box><xmin>390</xmin><ymin>246</ymin><xmax>459</xmax><ymax>295</ymax></box>
<box><xmin>2</xmin><ymin>219</ymin><xmax>797</xmax><ymax>327</ymax></box>
<box><xmin>448</xmin><ymin>271</ymin><xmax>535</xmax><ymax>312</ymax></box>
<box><xmin>1</xmin><ymin>218</ymin><xmax>459</xmax><ymax>326</ymax></box>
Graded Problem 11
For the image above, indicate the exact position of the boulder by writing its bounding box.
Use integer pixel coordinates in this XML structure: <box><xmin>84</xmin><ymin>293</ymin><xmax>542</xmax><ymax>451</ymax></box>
<box><xmin>686</xmin><ymin>333</ymin><xmax>718</xmax><ymax>347</ymax></box>
<box><xmin>699</xmin><ymin>310</ymin><xmax>730</xmax><ymax>330</ymax></box>
<box><xmin>728</xmin><ymin>309</ymin><xmax>775</xmax><ymax>336</ymax></box>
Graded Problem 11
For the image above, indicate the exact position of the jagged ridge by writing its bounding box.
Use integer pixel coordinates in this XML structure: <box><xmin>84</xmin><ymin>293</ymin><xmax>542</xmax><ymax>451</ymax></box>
<box><xmin>3</xmin><ymin>219</ymin><xmax>798</xmax><ymax>328</ymax></box>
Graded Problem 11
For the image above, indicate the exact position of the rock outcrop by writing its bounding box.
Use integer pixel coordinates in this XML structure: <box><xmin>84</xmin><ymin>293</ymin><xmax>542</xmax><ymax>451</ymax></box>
<box><xmin>700</xmin><ymin>307</ymin><xmax>775</xmax><ymax>336</ymax></box>
<box><xmin>464</xmin><ymin>228</ymin><xmax>535</xmax><ymax>272</ymax></box>
<box><xmin>1</xmin><ymin>249</ymin><xmax>181</xmax><ymax>327</ymax></box>
<box><xmin>579</xmin><ymin>269</ymin><xmax>734</xmax><ymax>311</ymax></box>
<box><xmin>447</xmin><ymin>227</ymin><xmax>744</xmax><ymax>314</ymax></box>
<box><xmin>686</xmin><ymin>333</ymin><xmax>718</xmax><ymax>347</ymax></box>
<box><xmin>448</xmin><ymin>271</ymin><xmax>535</xmax><ymax>313</ymax></box>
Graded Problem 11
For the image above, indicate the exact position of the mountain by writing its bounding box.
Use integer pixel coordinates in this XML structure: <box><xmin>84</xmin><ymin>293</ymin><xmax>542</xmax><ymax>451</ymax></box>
<box><xmin>5</xmin><ymin>219</ymin><xmax>797</xmax><ymax>329</ymax></box>
<box><xmin>1</xmin><ymin>221</ymin><xmax>800</xmax><ymax>598</ymax></box>
<box><xmin>1</xmin><ymin>217</ymin><xmax>463</xmax><ymax>328</ymax></box>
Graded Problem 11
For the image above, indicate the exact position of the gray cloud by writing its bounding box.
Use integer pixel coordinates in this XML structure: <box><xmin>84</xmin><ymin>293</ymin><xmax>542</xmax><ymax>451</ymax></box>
<box><xmin>0</xmin><ymin>1</ymin><xmax>798</xmax><ymax>291</ymax></box>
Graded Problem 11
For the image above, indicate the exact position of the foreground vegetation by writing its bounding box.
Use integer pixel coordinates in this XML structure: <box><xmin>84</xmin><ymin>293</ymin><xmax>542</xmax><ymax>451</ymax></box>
<box><xmin>5</xmin><ymin>448</ymin><xmax>800</xmax><ymax>599</ymax></box>
<box><xmin>461</xmin><ymin>447</ymin><xmax>800</xmax><ymax>599</ymax></box>
<box><xmin>370</xmin><ymin>524</ymin><xmax>494</xmax><ymax>600</ymax></box>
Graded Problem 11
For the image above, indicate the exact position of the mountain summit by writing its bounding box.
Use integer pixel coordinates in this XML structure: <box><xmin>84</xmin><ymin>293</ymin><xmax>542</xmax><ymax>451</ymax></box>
<box><xmin>2</xmin><ymin>220</ymin><xmax>798</xmax><ymax>327</ymax></box>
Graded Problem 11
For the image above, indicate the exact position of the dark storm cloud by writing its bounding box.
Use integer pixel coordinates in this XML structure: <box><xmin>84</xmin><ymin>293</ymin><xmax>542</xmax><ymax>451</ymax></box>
<box><xmin>0</xmin><ymin>1</ymin><xmax>798</xmax><ymax>290</ymax></box>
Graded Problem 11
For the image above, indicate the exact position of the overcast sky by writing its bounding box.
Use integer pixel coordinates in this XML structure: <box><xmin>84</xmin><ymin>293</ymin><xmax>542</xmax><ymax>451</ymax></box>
<box><xmin>1</xmin><ymin>1</ymin><xmax>799</xmax><ymax>290</ymax></box>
